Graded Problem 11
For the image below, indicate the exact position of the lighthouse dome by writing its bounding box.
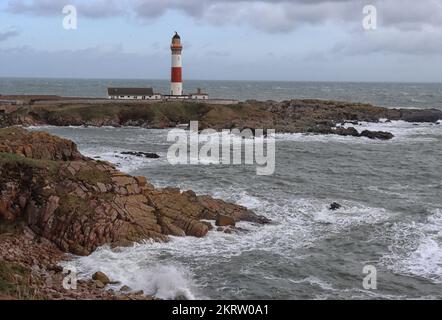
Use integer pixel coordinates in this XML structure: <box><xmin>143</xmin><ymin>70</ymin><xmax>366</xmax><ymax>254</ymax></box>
<box><xmin>173</xmin><ymin>32</ymin><xmax>181</xmax><ymax>40</ymax></box>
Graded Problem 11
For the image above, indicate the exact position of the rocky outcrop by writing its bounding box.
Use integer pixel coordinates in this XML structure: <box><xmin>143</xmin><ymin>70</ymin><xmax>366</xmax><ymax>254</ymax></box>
<box><xmin>121</xmin><ymin>151</ymin><xmax>160</xmax><ymax>159</ymax></box>
<box><xmin>398</xmin><ymin>109</ymin><xmax>442</xmax><ymax>123</ymax></box>
<box><xmin>2</xmin><ymin>98</ymin><xmax>441</xmax><ymax>139</ymax></box>
<box><xmin>0</xmin><ymin>127</ymin><xmax>84</xmax><ymax>161</ymax></box>
<box><xmin>307</xmin><ymin>125</ymin><xmax>394</xmax><ymax>140</ymax></box>
<box><xmin>359</xmin><ymin>130</ymin><xmax>394</xmax><ymax>140</ymax></box>
<box><xmin>0</xmin><ymin>127</ymin><xmax>269</xmax><ymax>257</ymax></box>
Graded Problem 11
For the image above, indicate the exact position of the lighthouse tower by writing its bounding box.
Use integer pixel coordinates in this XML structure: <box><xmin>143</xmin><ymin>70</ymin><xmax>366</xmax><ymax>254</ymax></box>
<box><xmin>170</xmin><ymin>32</ymin><xmax>183</xmax><ymax>96</ymax></box>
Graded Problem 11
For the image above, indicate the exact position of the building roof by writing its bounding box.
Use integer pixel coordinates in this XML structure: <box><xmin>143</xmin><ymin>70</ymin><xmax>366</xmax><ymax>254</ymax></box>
<box><xmin>173</xmin><ymin>32</ymin><xmax>181</xmax><ymax>40</ymax></box>
<box><xmin>108</xmin><ymin>88</ymin><xmax>155</xmax><ymax>96</ymax></box>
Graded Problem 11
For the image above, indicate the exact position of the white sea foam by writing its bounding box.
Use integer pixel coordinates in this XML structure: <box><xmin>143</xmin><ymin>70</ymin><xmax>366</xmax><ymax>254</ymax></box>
<box><xmin>62</xmin><ymin>246</ymin><xmax>197</xmax><ymax>300</ymax></box>
<box><xmin>288</xmin><ymin>276</ymin><xmax>337</xmax><ymax>292</ymax></box>
<box><xmin>272</xmin><ymin>120</ymin><xmax>442</xmax><ymax>143</ymax></box>
<box><xmin>380</xmin><ymin>209</ymin><xmax>442</xmax><ymax>283</ymax></box>
<box><xmin>68</xmin><ymin>190</ymin><xmax>394</xmax><ymax>299</ymax></box>
<box><xmin>80</xmin><ymin>147</ymin><xmax>166</xmax><ymax>173</ymax></box>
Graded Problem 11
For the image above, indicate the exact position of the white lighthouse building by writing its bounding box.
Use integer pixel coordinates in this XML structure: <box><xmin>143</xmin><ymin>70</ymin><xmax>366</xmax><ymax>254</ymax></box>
<box><xmin>170</xmin><ymin>32</ymin><xmax>183</xmax><ymax>96</ymax></box>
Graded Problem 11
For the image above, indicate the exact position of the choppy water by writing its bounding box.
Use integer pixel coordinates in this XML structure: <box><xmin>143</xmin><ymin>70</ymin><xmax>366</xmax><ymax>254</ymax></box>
<box><xmin>31</xmin><ymin>120</ymin><xmax>442</xmax><ymax>300</ymax></box>
<box><xmin>2</xmin><ymin>77</ymin><xmax>442</xmax><ymax>109</ymax></box>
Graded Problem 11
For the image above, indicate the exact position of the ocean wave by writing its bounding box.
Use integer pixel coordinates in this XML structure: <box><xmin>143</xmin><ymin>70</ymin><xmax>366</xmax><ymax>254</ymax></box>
<box><xmin>80</xmin><ymin>147</ymin><xmax>165</xmax><ymax>173</ymax></box>
<box><xmin>61</xmin><ymin>246</ymin><xmax>197</xmax><ymax>300</ymax></box>
<box><xmin>273</xmin><ymin>120</ymin><xmax>442</xmax><ymax>143</ymax></box>
<box><xmin>67</xmin><ymin>190</ymin><xmax>396</xmax><ymax>299</ymax></box>
<box><xmin>380</xmin><ymin>209</ymin><xmax>442</xmax><ymax>283</ymax></box>
<box><xmin>342</xmin><ymin>120</ymin><xmax>442</xmax><ymax>142</ymax></box>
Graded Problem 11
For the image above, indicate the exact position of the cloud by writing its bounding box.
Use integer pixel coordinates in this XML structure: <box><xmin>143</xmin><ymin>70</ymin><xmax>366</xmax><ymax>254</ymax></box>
<box><xmin>5</xmin><ymin>0</ymin><xmax>442</xmax><ymax>33</ymax></box>
<box><xmin>6</xmin><ymin>0</ymin><xmax>121</xmax><ymax>18</ymax></box>
<box><xmin>4</xmin><ymin>0</ymin><xmax>442</xmax><ymax>60</ymax></box>
<box><xmin>0</xmin><ymin>27</ymin><xmax>20</xmax><ymax>42</ymax></box>
<box><xmin>0</xmin><ymin>45</ymin><xmax>169</xmax><ymax>78</ymax></box>
<box><xmin>333</xmin><ymin>28</ymin><xmax>442</xmax><ymax>56</ymax></box>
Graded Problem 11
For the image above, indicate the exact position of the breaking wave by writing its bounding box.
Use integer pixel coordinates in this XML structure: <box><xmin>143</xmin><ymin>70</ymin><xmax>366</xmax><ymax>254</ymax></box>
<box><xmin>273</xmin><ymin>120</ymin><xmax>442</xmax><ymax>143</ymax></box>
<box><xmin>380</xmin><ymin>209</ymin><xmax>442</xmax><ymax>283</ymax></box>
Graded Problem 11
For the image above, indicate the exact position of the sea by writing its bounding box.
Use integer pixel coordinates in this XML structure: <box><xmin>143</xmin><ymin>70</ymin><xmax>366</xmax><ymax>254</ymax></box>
<box><xmin>1</xmin><ymin>77</ymin><xmax>442</xmax><ymax>110</ymax></box>
<box><xmin>4</xmin><ymin>78</ymin><xmax>441</xmax><ymax>300</ymax></box>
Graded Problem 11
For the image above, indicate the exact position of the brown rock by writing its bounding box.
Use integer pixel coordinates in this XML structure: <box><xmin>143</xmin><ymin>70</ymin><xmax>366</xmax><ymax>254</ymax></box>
<box><xmin>97</xmin><ymin>182</ymin><xmax>107</xmax><ymax>193</ymax></box>
<box><xmin>201</xmin><ymin>221</ymin><xmax>214</xmax><ymax>230</ymax></box>
<box><xmin>215</xmin><ymin>214</ymin><xmax>236</xmax><ymax>227</ymax></box>
<box><xmin>120</xmin><ymin>285</ymin><xmax>131</xmax><ymax>292</ymax></box>
<box><xmin>135</xmin><ymin>176</ymin><xmax>147</xmax><ymax>186</ymax></box>
<box><xmin>360</xmin><ymin>130</ymin><xmax>394</xmax><ymax>140</ymax></box>
<box><xmin>92</xmin><ymin>271</ymin><xmax>110</xmax><ymax>285</ymax></box>
<box><xmin>112</xmin><ymin>176</ymin><xmax>135</xmax><ymax>186</ymax></box>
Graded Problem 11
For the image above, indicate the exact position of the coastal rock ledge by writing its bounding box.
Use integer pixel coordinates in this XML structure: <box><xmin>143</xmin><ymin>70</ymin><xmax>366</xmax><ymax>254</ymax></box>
<box><xmin>0</xmin><ymin>127</ymin><xmax>270</xmax><ymax>257</ymax></box>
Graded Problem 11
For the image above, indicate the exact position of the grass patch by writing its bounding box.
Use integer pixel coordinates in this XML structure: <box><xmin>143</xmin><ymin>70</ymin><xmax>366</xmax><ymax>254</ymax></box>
<box><xmin>0</xmin><ymin>260</ymin><xmax>37</xmax><ymax>299</ymax></box>
<box><xmin>51</xmin><ymin>105</ymin><xmax>120</xmax><ymax>122</ymax></box>
<box><xmin>75</xmin><ymin>168</ymin><xmax>112</xmax><ymax>185</ymax></box>
<box><xmin>0</xmin><ymin>152</ymin><xmax>60</xmax><ymax>174</ymax></box>
<box><xmin>57</xmin><ymin>194</ymin><xmax>91</xmax><ymax>218</ymax></box>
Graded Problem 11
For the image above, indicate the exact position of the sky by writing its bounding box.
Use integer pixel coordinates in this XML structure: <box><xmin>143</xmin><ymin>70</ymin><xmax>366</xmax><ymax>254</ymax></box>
<box><xmin>0</xmin><ymin>0</ymin><xmax>442</xmax><ymax>82</ymax></box>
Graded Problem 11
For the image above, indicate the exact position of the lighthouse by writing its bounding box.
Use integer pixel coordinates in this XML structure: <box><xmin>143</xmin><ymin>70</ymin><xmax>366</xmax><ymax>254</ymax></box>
<box><xmin>170</xmin><ymin>32</ymin><xmax>183</xmax><ymax>96</ymax></box>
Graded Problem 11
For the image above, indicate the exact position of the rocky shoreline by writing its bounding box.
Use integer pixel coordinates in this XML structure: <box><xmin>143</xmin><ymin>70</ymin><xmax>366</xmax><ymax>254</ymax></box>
<box><xmin>1</xmin><ymin>97</ymin><xmax>441</xmax><ymax>299</ymax></box>
<box><xmin>0</xmin><ymin>127</ymin><xmax>269</xmax><ymax>299</ymax></box>
<box><xmin>1</xmin><ymin>97</ymin><xmax>441</xmax><ymax>140</ymax></box>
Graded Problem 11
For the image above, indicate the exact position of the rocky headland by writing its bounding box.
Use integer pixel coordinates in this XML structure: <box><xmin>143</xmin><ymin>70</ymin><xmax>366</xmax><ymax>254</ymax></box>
<box><xmin>1</xmin><ymin>97</ymin><xmax>441</xmax><ymax>140</ymax></box>
<box><xmin>0</xmin><ymin>127</ymin><xmax>269</xmax><ymax>299</ymax></box>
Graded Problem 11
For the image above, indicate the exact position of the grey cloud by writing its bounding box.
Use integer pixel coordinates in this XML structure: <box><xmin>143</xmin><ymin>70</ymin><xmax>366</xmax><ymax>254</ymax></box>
<box><xmin>0</xmin><ymin>28</ymin><xmax>20</xmax><ymax>42</ymax></box>
<box><xmin>6</xmin><ymin>1</ymin><xmax>442</xmax><ymax>32</ymax></box>
<box><xmin>131</xmin><ymin>0</ymin><xmax>442</xmax><ymax>33</ymax></box>
<box><xmin>6</xmin><ymin>0</ymin><xmax>121</xmax><ymax>18</ymax></box>
<box><xmin>333</xmin><ymin>28</ymin><xmax>442</xmax><ymax>56</ymax></box>
<box><xmin>0</xmin><ymin>45</ymin><xmax>168</xmax><ymax>78</ymax></box>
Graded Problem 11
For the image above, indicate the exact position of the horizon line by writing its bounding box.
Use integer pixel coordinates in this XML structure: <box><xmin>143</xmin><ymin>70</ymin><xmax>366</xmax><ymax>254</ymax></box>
<box><xmin>1</xmin><ymin>76</ymin><xmax>441</xmax><ymax>85</ymax></box>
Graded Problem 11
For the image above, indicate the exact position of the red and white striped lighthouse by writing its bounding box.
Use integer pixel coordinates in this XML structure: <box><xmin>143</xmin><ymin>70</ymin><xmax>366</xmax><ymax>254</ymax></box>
<box><xmin>170</xmin><ymin>32</ymin><xmax>183</xmax><ymax>96</ymax></box>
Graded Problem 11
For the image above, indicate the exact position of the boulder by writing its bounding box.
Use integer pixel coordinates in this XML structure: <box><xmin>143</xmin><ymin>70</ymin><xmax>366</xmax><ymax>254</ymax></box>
<box><xmin>92</xmin><ymin>271</ymin><xmax>110</xmax><ymax>285</ymax></box>
<box><xmin>360</xmin><ymin>130</ymin><xmax>394</xmax><ymax>140</ymax></box>
<box><xmin>94</xmin><ymin>280</ymin><xmax>105</xmax><ymax>289</ymax></box>
<box><xmin>120</xmin><ymin>285</ymin><xmax>131</xmax><ymax>292</ymax></box>
<box><xmin>399</xmin><ymin>109</ymin><xmax>442</xmax><ymax>123</ymax></box>
<box><xmin>121</xmin><ymin>151</ymin><xmax>160</xmax><ymax>159</ymax></box>
<box><xmin>329</xmin><ymin>202</ymin><xmax>342</xmax><ymax>211</ymax></box>
<box><xmin>216</xmin><ymin>214</ymin><xmax>236</xmax><ymax>227</ymax></box>
<box><xmin>334</xmin><ymin>127</ymin><xmax>360</xmax><ymax>137</ymax></box>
